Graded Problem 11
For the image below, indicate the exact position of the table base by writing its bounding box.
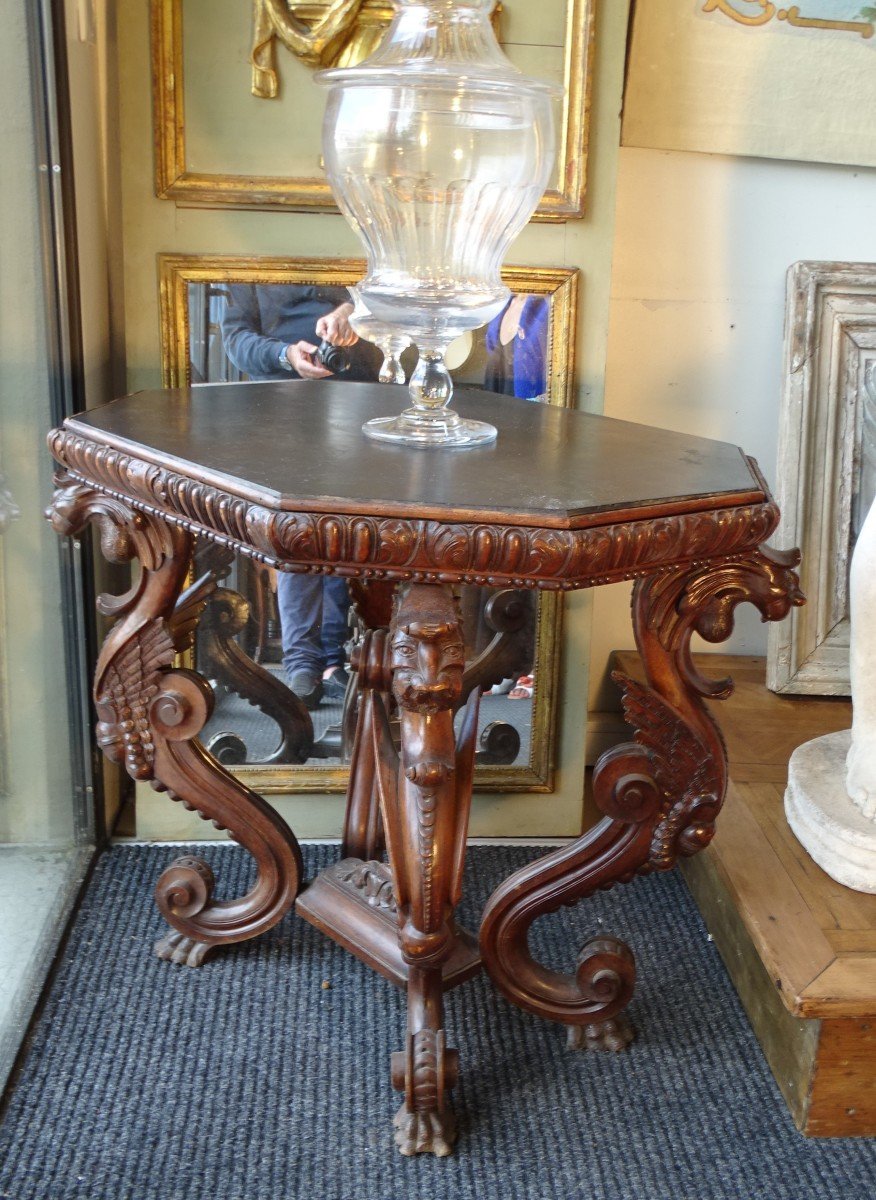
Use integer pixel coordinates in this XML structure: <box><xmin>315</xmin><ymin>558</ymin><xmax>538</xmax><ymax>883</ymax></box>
<box><xmin>47</xmin><ymin>474</ymin><xmax>804</xmax><ymax>1157</ymax></box>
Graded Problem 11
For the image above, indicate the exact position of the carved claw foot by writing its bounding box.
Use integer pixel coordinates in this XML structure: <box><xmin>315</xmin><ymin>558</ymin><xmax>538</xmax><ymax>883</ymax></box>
<box><xmin>153</xmin><ymin>930</ymin><xmax>215</xmax><ymax>968</ymax></box>
<box><xmin>391</xmin><ymin>1027</ymin><xmax>459</xmax><ymax>1158</ymax></box>
<box><xmin>564</xmin><ymin>936</ymin><xmax>636</xmax><ymax>1050</ymax></box>
<box><xmin>152</xmin><ymin>857</ymin><xmax>217</xmax><ymax>966</ymax></box>
<box><xmin>393</xmin><ymin>1104</ymin><xmax>457</xmax><ymax>1157</ymax></box>
<box><xmin>566</xmin><ymin>1014</ymin><xmax>634</xmax><ymax>1053</ymax></box>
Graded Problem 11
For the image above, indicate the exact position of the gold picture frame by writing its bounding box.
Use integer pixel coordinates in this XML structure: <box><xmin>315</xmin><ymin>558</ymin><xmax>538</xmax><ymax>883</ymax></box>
<box><xmin>151</xmin><ymin>0</ymin><xmax>594</xmax><ymax>220</ymax></box>
<box><xmin>157</xmin><ymin>252</ymin><xmax>579</xmax><ymax>793</ymax></box>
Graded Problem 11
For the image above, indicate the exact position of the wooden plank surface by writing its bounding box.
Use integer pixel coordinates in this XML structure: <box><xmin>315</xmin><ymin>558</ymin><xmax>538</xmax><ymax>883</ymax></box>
<box><xmin>807</xmin><ymin>1019</ymin><xmax>876</xmax><ymax>1137</ymax></box>
<box><xmin>705</xmin><ymin>785</ymin><xmax>835</xmax><ymax>1012</ymax></box>
<box><xmin>739</xmin><ymin>781</ymin><xmax>876</xmax><ymax>935</ymax></box>
<box><xmin>681</xmin><ymin>849</ymin><xmax>821</xmax><ymax>1129</ymax></box>
<box><xmin>802</xmin><ymin>959</ymin><xmax>876</xmax><ymax>1019</ymax></box>
<box><xmin>826</xmin><ymin>930</ymin><xmax>876</xmax><ymax>953</ymax></box>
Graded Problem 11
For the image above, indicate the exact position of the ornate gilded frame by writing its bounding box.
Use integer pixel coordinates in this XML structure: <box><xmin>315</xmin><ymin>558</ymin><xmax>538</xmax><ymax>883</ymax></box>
<box><xmin>158</xmin><ymin>252</ymin><xmax>578</xmax><ymax>792</ymax></box>
<box><xmin>150</xmin><ymin>0</ymin><xmax>595</xmax><ymax>220</ymax></box>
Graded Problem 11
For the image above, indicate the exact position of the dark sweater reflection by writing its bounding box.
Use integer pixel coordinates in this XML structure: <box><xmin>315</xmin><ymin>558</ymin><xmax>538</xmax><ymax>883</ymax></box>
<box><xmin>220</xmin><ymin>283</ymin><xmax>381</xmax><ymax>710</ymax></box>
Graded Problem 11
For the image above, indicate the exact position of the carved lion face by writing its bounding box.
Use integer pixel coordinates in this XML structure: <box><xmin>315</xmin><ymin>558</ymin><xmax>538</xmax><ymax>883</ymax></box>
<box><xmin>390</xmin><ymin>619</ymin><xmax>465</xmax><ymax>714</ymax></box>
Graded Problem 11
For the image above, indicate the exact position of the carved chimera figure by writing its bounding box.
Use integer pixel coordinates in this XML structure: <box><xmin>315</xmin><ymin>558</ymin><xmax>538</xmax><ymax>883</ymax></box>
<box><xmin>480</xmin><ymin>547</ymin><xmax>804</xmax><ymax>1048</ymax></box>
<box><xmin>46</xmin><ymin>476</ymin><xmax>305</xmax><ymax>967</ymax></box>
<box><xmin>373</xmin><ymin>586</ymin><xmax>478</xmax><ymax>1155</ymax></box>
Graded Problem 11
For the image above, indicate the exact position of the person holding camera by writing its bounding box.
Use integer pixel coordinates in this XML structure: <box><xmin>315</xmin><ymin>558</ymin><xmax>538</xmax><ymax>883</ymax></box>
<box><xmin>220</xmin><ymin>283</ymin><xmax>380</xmax><ymax>382</ymax></box>
<box><xmin>220</xmin><ymin>283</ymin><xmax>381</xmax><ymax>709</ymax></box>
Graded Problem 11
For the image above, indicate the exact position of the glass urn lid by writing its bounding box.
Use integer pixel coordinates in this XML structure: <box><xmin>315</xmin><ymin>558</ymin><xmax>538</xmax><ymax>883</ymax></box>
<box><xmin>317</xmin><ymin>0</ymin><xmax>560</xmax><ymax>447</ymax></box>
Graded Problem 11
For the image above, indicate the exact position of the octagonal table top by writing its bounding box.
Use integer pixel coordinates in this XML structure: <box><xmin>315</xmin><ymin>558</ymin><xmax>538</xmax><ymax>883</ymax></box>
<box><xmin>50</xmin><ymin>382</ymin><xmax>778</xmax><ymax>589</ymax></box>
<box><xmin>58</xmin><ymin>382</ymin><xmax>767</xmax><ymax>528</ymax></box>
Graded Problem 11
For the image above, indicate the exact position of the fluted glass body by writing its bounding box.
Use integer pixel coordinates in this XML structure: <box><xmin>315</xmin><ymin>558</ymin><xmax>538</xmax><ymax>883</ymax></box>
<box><xmin>318</xmin><ymin>0</ymin><xmax>558</xmax><ymax>446</ymax></box>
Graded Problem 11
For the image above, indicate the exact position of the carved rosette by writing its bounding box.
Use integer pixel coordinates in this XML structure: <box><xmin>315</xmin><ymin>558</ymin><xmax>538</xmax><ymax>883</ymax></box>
<box><xmin>479</xmin><ymin>544</ymin><xmax>804</xmax><ymax>1036</ymax></box>
<box><xmin>47</xmin><ymin>475</ymin><xmax>304</xmax><ymax>964</ymax></box>
<box><xmin>48</xmin><ymin>430</ymin><xmax>781</xmax><ymax>590</ymax></box>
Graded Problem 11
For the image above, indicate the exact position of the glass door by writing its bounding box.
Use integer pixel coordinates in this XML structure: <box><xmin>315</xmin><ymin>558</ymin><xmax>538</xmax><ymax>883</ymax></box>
<box><xmin>0</xmin><ymin>0</ymin><xmax>97</xmax><ymax>1092</ymax></box>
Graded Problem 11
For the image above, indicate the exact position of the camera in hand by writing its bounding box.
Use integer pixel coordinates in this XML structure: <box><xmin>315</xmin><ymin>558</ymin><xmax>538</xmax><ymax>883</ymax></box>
<box><xmin>315</xmin><ymin>338</ymin><xmax>351</xmax><ymax>374</ymax></box>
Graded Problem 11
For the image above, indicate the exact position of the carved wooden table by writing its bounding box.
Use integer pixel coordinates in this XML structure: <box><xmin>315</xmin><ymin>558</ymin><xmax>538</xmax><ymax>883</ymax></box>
<box><xmin>47</xmin><ymin>381</ymin><xmax>803</xmax><ymax>1157</ymax></box>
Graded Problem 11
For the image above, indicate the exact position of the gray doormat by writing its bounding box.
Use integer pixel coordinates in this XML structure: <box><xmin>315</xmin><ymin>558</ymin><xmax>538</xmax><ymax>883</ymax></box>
<box><xmin>0</xmin><ymin>844</ymin><xmax>873</xmax><ymax>1200</ymax></box>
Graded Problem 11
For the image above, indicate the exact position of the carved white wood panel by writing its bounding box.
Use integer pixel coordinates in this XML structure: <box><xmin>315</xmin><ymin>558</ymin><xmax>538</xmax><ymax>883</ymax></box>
<box><xmin>768</xmin><ymin>261</ymin><xmax>876</xmax><ymax>695</ymax></box>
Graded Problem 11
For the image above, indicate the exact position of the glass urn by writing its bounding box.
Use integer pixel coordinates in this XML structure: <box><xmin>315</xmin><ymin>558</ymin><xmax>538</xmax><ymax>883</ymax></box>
<box><xmin>317</xmin><ymin>0</ymin><xmax>559</xmax><ymax>447</ymax></box>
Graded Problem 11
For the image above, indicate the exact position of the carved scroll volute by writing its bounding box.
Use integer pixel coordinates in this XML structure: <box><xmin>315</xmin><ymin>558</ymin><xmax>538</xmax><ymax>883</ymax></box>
<box><xmin>198</xmin><ymin>586</ymin><xmax>314</xmax><ymax>765</ymax></box>
<box><xmin>149</xmin><ymin>669</ymin><xmax>304</xmax><ymax>944</ymax></box>
<box><xmin>459</xmin><ymin>587</ymin><xmax>533</xmax><ymax>703</ymax></box>
<box><xmin>47</xmin><ymin>477</ymin><xmax>304</xmax><ymax>960</ymax></box>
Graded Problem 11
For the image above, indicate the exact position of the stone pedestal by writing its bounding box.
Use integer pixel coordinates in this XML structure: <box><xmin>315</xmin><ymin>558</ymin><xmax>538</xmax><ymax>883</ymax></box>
<box><xmin>785</xmin><ymin>730</ymin><xmax>876</xmax><ymax>894</ymax></box>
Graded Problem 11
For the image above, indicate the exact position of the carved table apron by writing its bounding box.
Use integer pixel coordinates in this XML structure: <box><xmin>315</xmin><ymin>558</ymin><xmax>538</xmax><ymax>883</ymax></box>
<box><xmin>46</xmin><ymin>382</ymin><xmax>803</xmax><ymax>1157</ymax></box>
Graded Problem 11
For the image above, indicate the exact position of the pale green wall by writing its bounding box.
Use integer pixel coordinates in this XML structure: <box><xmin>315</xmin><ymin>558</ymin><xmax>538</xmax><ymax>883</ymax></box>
<box><xmin>117</xmin><ymin>0</ymin><xmax>632</xmax><ymax>839</ymax></box>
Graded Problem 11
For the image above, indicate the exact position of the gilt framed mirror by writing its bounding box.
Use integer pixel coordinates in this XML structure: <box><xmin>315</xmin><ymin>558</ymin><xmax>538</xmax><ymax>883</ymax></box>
<box><xmin>158</xmin><ymin>253</ymin><xmax>579</xmax><ymax>793</ymax></box>
<box><xmin>151</xmin><ymin>0</ymin><xmax>595</xmax><ymax>219</ymax></box>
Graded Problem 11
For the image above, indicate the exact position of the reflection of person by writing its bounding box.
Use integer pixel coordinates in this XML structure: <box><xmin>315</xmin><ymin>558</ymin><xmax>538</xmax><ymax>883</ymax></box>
<box><xmin>483</xmin><ymin>293</ymin><xmax>549</xmax><ymax>400</ymax></box>
<box><xmin>221</xmin><ymin>283</ymin><xmax>380</xmax><ymax>382</ymax></box>
<box><xmin>221</xmin><ymin>284</ymin><xmax>381</xmax><ymax>708</ymax></box>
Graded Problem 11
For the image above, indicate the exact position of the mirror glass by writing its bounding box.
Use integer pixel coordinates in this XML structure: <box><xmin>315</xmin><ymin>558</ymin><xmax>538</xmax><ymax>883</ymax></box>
<box><xmin>160</xmin><ymin>257</ymin><xmax>578</xmax><ymax>792</ymax></box>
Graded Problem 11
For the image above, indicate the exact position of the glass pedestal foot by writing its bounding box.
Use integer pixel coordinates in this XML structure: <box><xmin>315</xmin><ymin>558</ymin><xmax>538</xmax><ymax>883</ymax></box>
<box><xmin>363</xmin><ymin>408</ymin><xmax>497</xmax><ymax>448</ymax></box>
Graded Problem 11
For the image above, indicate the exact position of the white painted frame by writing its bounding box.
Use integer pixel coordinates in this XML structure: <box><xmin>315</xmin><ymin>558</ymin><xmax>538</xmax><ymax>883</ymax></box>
<box><xmin>768</xmin><ymin>261</ymin><xmax>876</xmax><ymax>696</ymax></box>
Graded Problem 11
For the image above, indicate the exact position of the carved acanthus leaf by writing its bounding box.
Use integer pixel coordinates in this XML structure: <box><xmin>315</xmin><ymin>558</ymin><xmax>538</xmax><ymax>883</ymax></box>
<box><xmin>48</xmin><ymin>431</ymin><xmax>783</xmax><ymax>591</ymax></box>
<box><xmin>338</xmin><ymin>859</ymin><xmax>398</xmax><ymax>914</ymax></box>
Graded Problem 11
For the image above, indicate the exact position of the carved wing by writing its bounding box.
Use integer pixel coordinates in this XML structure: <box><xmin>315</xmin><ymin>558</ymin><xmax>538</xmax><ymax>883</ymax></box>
<box><xmin>613</xmin><ymin>672</ymin><xmax>711</xmax><ymax>799</ymax></box>
<box><xmin>95</xmin><ymin>618</ymin><xmax>176</xmax><ymax>780</ymax></box>
<box><xmin>168</xmin><ymin>572</ymin><xmax>217</xmax><ymax>654</ymax></box>
<box><xmin>613</xmin><ymin>672</ymin><xmax>722</xmax><ymax>868</ymax></box>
